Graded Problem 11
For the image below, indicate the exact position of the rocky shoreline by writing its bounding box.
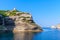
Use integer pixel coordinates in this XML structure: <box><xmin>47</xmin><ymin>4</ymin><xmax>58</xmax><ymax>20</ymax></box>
<box><xmin>13</xmin><ymin>30</ymin><xmax>42</xmax><ymax>33</ymax></box>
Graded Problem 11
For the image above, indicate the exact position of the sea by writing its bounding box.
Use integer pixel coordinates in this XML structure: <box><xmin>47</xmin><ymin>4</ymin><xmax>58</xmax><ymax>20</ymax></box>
<box><xmin>0</xmin><ymin>28</ymin><xmax>60</xmax><ymax>40</ymax></box>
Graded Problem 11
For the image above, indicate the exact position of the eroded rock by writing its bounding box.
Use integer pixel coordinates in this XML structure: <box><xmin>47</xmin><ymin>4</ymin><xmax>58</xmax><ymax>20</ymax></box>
<box><xmin>0</xmin><ymin>9</ymin><xmax>42</xmax><ymax>32</ymax></box>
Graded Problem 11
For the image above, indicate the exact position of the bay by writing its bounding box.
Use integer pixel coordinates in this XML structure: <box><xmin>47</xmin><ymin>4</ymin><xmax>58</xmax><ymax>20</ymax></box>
<box><xmin>0</xmin><ymin>28</ymin><xmax>60</xmax><ymax>40</ymax></box>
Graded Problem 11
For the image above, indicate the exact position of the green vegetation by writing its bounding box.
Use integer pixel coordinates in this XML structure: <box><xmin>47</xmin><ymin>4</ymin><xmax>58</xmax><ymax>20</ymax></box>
<box><xmin>0</xmin><ymin>9</ymin><xmax>30</xmax><ymax>17</ymax></box>
<box><xmin>6</xmin><ymin>12</ymin><xmax>16</xmax><ymax>16</ymax></box>
<box><xmin>12</xmin><ymin>9</ymin><xmax>19</xmax><ymax>12</ymax></box>
<box><xmin>0</xmin><ymin>10</ymin><xmax>23</xmax><ymax>17</ymax></box>
<box><xmin>0</xmin><ymin>10</ymin><xmax>7</xmax><ymax>17</ymax></box>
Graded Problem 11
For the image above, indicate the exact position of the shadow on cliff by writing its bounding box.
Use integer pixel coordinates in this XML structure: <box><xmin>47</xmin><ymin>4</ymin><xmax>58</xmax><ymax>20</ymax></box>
<box><xmin>0</xmin><ymin>15</ymin><xmax>15</xmax><ymax>32</ymax></box>
<box><xmin>4</xmin><ymin>16</ymin><xmax>15</xmax><ymax>32</ymax></box>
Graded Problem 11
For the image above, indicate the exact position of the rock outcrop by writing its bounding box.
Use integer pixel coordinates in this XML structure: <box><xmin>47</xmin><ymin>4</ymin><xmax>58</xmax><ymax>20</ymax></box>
<box><xmin>56</xmin><ymin>24</ymin><xmax>60</xmax><ymax>29</ymax></box>
<box><xmin>0</xmin><ymin>9</ymin><xmax>42</xmax><ymax>32</ymax></box>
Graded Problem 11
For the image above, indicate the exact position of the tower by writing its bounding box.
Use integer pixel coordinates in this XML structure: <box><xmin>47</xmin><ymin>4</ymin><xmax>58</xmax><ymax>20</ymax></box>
<box><xmin>13</xmin><ymin>8</ymin><xmax>16</xmax><ymax>10</ymax></box>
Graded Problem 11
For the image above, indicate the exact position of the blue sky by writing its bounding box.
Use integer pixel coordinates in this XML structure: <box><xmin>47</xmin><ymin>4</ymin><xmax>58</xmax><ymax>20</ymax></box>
<box><xmin>0</xmin><ymin>0</ymin><xmax>60</xmax><ymax>27</ymax></box>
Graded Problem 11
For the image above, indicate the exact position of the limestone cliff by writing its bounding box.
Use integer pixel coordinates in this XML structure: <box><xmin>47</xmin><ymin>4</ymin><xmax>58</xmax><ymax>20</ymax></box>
<box><xmin>0</xmin><ymin>9</ymin><xmax>42</xmax><ymax>32</ymax></box>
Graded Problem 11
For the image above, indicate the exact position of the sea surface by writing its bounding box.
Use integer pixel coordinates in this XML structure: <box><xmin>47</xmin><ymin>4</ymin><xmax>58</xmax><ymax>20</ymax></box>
<box><xmin>0</xmin><ymin>28</ymin><xmax>60</xmax><ymax>40</ymax></box>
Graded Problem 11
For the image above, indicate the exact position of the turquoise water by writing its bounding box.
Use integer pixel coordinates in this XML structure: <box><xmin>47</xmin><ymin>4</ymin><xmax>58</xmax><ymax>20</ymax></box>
<box><xmin>0</xmin><ymin>29</ymin><xmax>60</xmax><ymax>40</ymax></box>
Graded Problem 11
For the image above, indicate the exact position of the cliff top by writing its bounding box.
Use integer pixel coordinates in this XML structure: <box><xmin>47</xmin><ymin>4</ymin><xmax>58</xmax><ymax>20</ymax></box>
<box><xmin>0</xmin><ymin>8</ymin><xmax>30</xmax><ymax>17</ymax></box>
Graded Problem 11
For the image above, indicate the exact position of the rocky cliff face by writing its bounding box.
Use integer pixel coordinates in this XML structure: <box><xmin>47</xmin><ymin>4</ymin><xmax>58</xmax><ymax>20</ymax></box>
<box><xmin>0</xmin><ymin>9</ymin><xmax>42</xmax><ymax>32</ymax></box>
